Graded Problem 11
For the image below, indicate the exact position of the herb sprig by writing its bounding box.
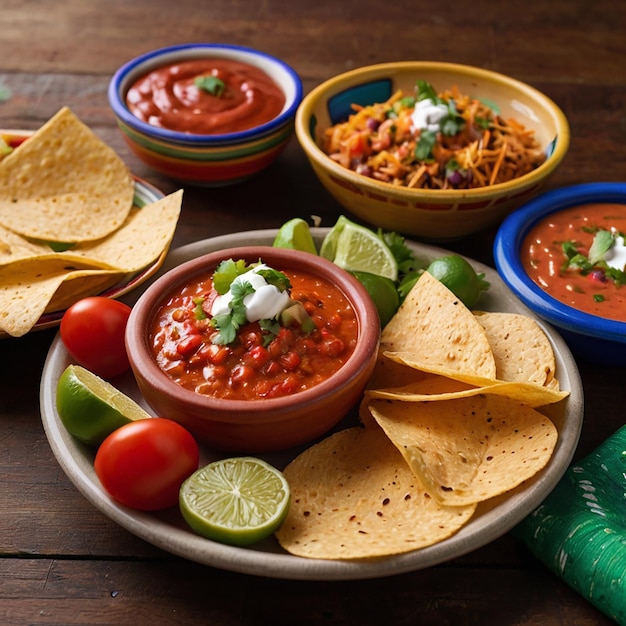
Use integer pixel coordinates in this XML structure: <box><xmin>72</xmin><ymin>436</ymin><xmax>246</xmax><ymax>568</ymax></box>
<box><xmin>562</xmin><ymin>228</ymin><xmax>626</xmax><ymax>286</ymax></box>
<box><xmin>194</xmin><ymin>75</ymin><xmax>226</xmax><ymax>98</ymax></box>
<box><xmin>209</xmin><ymin>259</ymin><xmax>292</xmax><ymax>345</ymax></box>
<box><xmin>414</xmin><ymin>80</ymin><xmax>465</xmax><ymax>161</ymax></box>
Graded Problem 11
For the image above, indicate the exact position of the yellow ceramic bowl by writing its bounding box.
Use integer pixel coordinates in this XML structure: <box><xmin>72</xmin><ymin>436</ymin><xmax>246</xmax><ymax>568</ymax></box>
<box><xmin>296</xmin><ymin>62</ymin><xmax>570</xmax><ymax>241</ymax></box>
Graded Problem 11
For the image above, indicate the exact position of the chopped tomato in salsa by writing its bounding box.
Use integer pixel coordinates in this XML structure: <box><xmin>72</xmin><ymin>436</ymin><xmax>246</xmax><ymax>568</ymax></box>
<box><xmin>150</xmin><ymin>268</ymin><xmax>358</xmax><ymax>400</ymax></box>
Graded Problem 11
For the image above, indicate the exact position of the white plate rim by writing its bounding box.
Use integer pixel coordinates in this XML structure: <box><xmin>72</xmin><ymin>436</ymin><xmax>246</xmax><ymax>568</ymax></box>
<box><xmin>39</xmin><ymin>228</ymin><xmax>584</xmax><ymax>581</ymax></box>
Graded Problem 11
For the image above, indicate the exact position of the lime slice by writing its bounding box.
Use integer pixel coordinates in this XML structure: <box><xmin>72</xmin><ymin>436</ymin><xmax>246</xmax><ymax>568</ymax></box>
<box><xmin>273</xmin><ymin>217</ymin><xmax>318</xmax><ymax>254</ymax></box>
<box><xmin>56</xmin><ymin>364</ymin><xmax>150</xmax><ymax>446</ymax></box>
<box><xmin>179</xmin><ymin>457</ymin><xmax>290</xmax><ymax>546</ymax></box>
<box><xmin>320</xmin><ymin>216</ymin><xmax>398</xmax><ymax>281</ymax></box>
<box><xmin>350</xmin><ymin>271</ymin><xmax>400</xmax><ymax>327</ymax></box>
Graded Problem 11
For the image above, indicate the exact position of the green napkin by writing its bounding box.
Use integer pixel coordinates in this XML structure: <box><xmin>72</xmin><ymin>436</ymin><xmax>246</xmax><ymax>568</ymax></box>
<box><xmin>515</xmin><ymin>424</ymin><xmax>626</xmax><ymax>624</ymax></box>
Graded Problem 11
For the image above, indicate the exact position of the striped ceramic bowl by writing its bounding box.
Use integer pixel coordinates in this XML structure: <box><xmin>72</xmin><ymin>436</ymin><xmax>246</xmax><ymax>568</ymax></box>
<box><xmin>108</xmin><ymin>43</ymin><xmax>302</xmax><ymax>186</ymax></box>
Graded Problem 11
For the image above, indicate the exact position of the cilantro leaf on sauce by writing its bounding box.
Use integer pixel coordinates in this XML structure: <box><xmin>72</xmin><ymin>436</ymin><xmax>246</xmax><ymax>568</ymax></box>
<box><xmin>588</xmin><ymin>229</ymin><xmax>615</xmax><ymax>264</ymax></box>
<box><xmin>210</xmin><ymin>280</ymin><xmax>255</xmax><ymax>345</ymax></box>
<box><xmin>256</xmin><ymin>267</ymin><xmax>292</xmax><ymax>292</ymax></box>
<box><xmin>194</xmin><ymin>75</ymin><xmax>226</xmax><ymax>98</ymax></box>
<box><xmin>212</xmin><ymin>259</ymin><xmax>250</xmax><ymax>294</ymax></box>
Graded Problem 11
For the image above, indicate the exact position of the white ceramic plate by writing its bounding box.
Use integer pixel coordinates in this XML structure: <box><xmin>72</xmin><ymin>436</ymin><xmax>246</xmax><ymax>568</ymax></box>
<box><xmin>39</xmin><ymin>229</ymin><xmax>584</xmax><ymax>581</ymax></box>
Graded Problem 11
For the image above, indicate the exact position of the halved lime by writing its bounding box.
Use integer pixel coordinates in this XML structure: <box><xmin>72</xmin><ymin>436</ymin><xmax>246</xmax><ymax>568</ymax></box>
<box><xmin>179</xmin><ymin>457</ymin><xmax>290</xmax><ymax>546</ymax></box>
<box><xmin>56</xmin><ymin>364</ymin><xmax>150</xmax><ymax>446</ymax></box>
<box><xmin>273</xmin><ymin>217</ymin><xmax>318</xmax><ymax>254</ymax></box>
<box><xmin>320</xmin><ymin>216</ymin><xmax>398</xmax><ymax>281</ymax></box>
<box><xmin>350</xmin><ymin>271</ymin><xmax>400</xmax><ymax>327</ymax></box>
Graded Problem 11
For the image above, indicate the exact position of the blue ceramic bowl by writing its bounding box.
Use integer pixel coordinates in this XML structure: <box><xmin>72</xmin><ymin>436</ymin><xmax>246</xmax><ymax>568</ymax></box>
<box><xmin>494</xmin><ymin>182</ymin><xmax>626</xmax><ymax>366</ymax></box>
<box><xmin>108</xmin><ymin>43</ymin><xmax>303</xmax><ymax>186</ymax></box>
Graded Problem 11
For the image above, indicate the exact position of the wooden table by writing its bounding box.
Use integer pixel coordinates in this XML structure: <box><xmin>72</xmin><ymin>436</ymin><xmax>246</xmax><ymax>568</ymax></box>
<box><xmin>1</xmin><ymin>1</ymin><xmax>624</xmax><ymax>623</ymax></box>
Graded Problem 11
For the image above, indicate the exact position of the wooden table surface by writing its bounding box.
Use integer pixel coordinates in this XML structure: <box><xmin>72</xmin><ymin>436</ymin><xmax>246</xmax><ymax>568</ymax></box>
<box><xmin>2</xmin><ymin>1</ymin><xmax>625</xmax><ymax>624</ymax></box>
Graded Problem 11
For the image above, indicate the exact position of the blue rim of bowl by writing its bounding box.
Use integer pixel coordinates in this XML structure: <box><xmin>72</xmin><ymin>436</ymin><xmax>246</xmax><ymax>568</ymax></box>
<box><xmin>108</xmin><ymin>43</ymin><xmax>303</xmax><ymax>146</ymax></box>
<box><xmin>493</xmin><ymin>181</ymin><xmax>626</xmax><ymax>343</ymax></box>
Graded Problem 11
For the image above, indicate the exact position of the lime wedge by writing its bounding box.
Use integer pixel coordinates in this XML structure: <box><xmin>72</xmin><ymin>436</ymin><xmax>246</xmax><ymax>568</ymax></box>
<box><xmin>56</xmin><ymin>364</ymin><xmax>150</xmax><ymax>446</ymax></box>
<box><xmin>320</xmin><ymin>216</ymin><xmax>398</xmax><ymax>281</ymax></box>
<box><xmin>273</xmin><ymin>218</ymin><xmax>318</xmax><ymax>254</ymax></box>
<box><xmin>179</xmin><ymin>457</ymin><xmax>290</xmax><ymax>546</ymax></box>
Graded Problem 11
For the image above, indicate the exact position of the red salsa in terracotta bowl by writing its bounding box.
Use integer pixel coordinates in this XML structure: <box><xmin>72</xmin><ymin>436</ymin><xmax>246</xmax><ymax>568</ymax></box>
<box><xmin>126</xmin><ymin>246</ymin><xmax>381</xmax><ymax>452</ymax></box>
<box><xmin>494</xmin><ymin>182</ymin><xmax>626</xmax><ymax>366</ymax></box>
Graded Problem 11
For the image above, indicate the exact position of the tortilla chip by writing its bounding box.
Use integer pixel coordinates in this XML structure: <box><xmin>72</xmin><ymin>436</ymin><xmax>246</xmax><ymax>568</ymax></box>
<box><xmin>61</xmin><ymin>189</ymin><xmax>183</xmax><ymax>272</ymax></box>
<box><xmin>275</xmin><ymin>426</ymin><xmax>476</xmax><ymax>559</ymax></box>
<box><xmin>367</xmin><ymin>395</ymin><xmax>558</xmax><ymax>507</ymax></box>
<box><xmin>374</xmin><ymin>352</ymin><xmax>569</xmax><ymax>407</ymax></box>
<box><xmin>375</xmin><ymin>271</ymin><xmax>496</xmax><ymax>382</ymax></box>
<box><xmin>0</xmin><ymin>107</ymin><xmax>134</xmax><ymax>242</ymax></box>
<box><xmin>45</xmin><ymin>272</ymin><xmax>125</xmax><ymax>313</ymax></box>
<box><xmin>0</xmin><ymin>190</ymin><xmax>182</xmax><ymax>337</ymax></box>
<box><xmin>474</xmin><ymin>311</ymin><xmax>558</xmax><ymax>388</ymax></box>
<box><xmin>0</xmin><ymin>224</ymin><xmax>51</xmax><ymax>265</ymax></box>
<box><xmin>0</xmin><ymin>258</ymin><xmax>124</xmax><ymax>337</ymax></box>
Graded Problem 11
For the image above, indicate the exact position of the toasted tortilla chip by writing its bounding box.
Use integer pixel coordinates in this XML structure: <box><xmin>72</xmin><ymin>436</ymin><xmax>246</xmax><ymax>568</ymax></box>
<box><xmin>275</xmin><ymin>426</ymin><xmax>476</xmax><ymax>559</ymax></box>
<box><xmin>0</xmin><ymin>107</ymin><xmax>134</xmax><ymax>242</ymax></box>
<box><xmin>45</xmin><ymin>272</ymin><xmax>125</xmax><ymax>313</ymax></box>
<box><xmin>376</xmin><ymin>271</ymin><xmax>496</xmax><ymax>381</ymax></box>
<box><xmin>62</xmin><ymin>189</ymin><xmax>183</xmax><ymax>272</ymax></box>
<box><xmin>0</xmin><ymin>190</ymin><xmax>182</xmax><ymax>337</ymax></box>
<box><xmin>0</xmin><ymin>258</ymin><xmax>124</xmax><ymax>337</ymax></box>
<box><xmin>367</xmin><ymin>395</ymin><xmax>558</xmax><ymax>507</ymax></box>
<box><xmin>375</xmin><ymin>352</ymin><xmax>569</xmax><ymax>407</ymax></box>
<box><xmin>0</xmin><ymin>225</ymin><xmax>51</xmax><ymax>265</ymax></box>
<box><xmin>474</xmin><ymin>311</ymin><xmax>558</xmax><ymax>388</ymax></box>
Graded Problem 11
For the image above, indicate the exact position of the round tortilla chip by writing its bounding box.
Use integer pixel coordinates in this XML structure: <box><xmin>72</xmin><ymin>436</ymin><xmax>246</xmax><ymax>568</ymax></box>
<box><xmin>474</xmin><ymin>311</ymin><xmax>558</xmax><ymax>388</ymax></box>
<box><xmin>378</xmin><ymin>271</ymin><xmax>496</xmax><ymax>380</ymax></box>
<box><xmin>0</xmin><ymin>107</ymin><xmax>134</xmax><ymax>242</ymax></box>
<box><xmin>367</xmin><ymin>395</ymin><xmax>558</xmax><ymax>507</ymax></box>
<box><xmin>275</xmin><ymin>426</ymin><xmax>476</xmax><ymax>560</ymax></box>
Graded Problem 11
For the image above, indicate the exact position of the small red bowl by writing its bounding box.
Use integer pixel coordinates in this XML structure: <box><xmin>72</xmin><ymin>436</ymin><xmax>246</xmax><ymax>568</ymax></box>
<box><xmin>125</xmin><ymin>246</ymin><xmax>381</xmax><ymax>452</ymax></box>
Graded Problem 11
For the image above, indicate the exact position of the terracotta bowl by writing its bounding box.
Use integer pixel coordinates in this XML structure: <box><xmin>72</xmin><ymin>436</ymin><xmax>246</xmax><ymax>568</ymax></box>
<box><xmin>296</xmin><ymin>61</ymin><xmax>569</xmax><ymax>241</ymax></box>
<box><xmin>108</xmin><ymin>43</ymin><xmax>302</xmax><ymax>186</ymax></box>
<box><xmin>494</xmin><ymin>182</ymin><xmax>626</xmax><ymax>367</ymax></box>
<box><xmin>125</xmin><ymin>246</ymin><xmax>381</xmax><ymax>452</ymax></box>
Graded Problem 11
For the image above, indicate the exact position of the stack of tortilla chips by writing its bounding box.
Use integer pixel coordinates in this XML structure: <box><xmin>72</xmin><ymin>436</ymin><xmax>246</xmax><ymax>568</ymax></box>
<box><xmin>276</xmin><ymin>271</ymin><xmax>569</xmax><ymax>560</ymax></box>
<box><xmin>0</xmin><ymin>107</ymin><xmax>182</xmax><ymax>337</ymax></box>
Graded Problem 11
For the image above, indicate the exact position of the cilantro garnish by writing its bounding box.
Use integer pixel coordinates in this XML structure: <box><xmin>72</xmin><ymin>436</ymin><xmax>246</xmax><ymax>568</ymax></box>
<box><xmin>415</xmin><ymin>130</ymin><xmax>438</xmax><ymax>161</ymax></box>
<box><xmin>209</xmin><ymin>259</ymin><xmax>292</xmax><ymax>346</ymax></box>
<box><xmin>211</xmin><ymin>280</ymin><xmax>256</xmax><ymax>345</ymax></box>
<box><xmin>194</xmin><ymin>75</ymin><xmax>226</xmax><ymax>97</ymax></box>
<box><xmin>213</xmin><ymin>259</ymin><xmax>250</xmax><ymax>294</ymax></box>
<box><xmin>414</xmin><ymin>80</ymin><xmax>465</xmax><ymax>160</ymax></box>
<box><xmin>561</xmin><ymin>229</ymin><xmax>626</xmax><ymax>286</ymax></box>
<box><xmin>588</xmin><ymin>229</ymin><xmax>614</xmax><ymax>264</ymax></box>
<box><xmin>256</xmin><ymin>267</ymin><xmax>292</xmax><ymax>292</ymax></box>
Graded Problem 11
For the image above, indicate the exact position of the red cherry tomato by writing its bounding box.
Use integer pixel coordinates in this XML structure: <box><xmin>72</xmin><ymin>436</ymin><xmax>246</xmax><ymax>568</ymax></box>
<box><xmin>60</xmin><ymin>297</ymin><xmax>132</xmax><ymax>378</ymax></box>
<box><xmin>94</xmin><ymin>418</ymin><xmax>199</xmax><ymax>511</ymax></box>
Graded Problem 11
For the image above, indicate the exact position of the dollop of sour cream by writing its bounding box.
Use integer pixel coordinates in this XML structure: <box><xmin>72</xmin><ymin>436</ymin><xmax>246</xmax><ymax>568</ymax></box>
<box><xmin>411</xmin><ymin>98</ymin><xmax>449</xmax><ymax>133</ymax></box>
<box><xmin>604</xmin><ymin>235</ymin><xmax>626</xmax><ymax>271</ymax></box>
<box><xmin>210</xmin><ymin>263</ymin><xmax>291</xmax><ymax>322</ymax></box>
